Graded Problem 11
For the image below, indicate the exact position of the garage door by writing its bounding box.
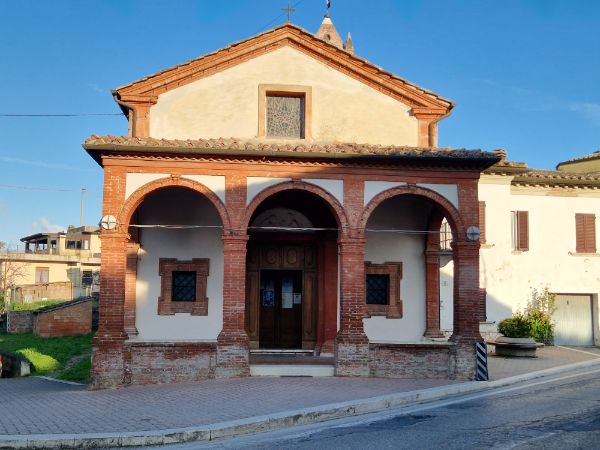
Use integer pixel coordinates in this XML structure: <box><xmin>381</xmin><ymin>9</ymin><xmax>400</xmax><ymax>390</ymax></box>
<box><xmin>553</xmin><ymin>294</ymin><xmax>594</xmax><ymax>346</ymax></box>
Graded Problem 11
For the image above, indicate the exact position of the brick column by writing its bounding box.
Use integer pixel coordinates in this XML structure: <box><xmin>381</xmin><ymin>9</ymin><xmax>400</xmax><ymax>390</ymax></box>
<box><xmin>424</xmin><ymin>249</ymin><xmax>443</xmax><ymax>338</ymax></box>
<box><xmin>124</xmin><ymin>242</ymin><xmax>140</xmax><ymax>338</ymax></box>
<box><xmin>91</xmin><ymin>232</ymin><xmax>128</xmax><ymax>389</ymax></box>
<box><xmin>215</xmin><ymin>235</ymin><xmax>250</xmax><ymax>378</ymax></box>
<box><xmin>449</xmin><ymin>240</ymin><xmax>482</xmax><ymax>380</ymax></box>
<box><xmin>335</xmin><ymin>237</ymin><xmax>370</xmax><ymax>377</ymax></box>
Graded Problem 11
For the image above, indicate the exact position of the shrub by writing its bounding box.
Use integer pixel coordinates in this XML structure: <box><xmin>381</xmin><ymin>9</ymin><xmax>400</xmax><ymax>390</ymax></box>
<box><xmin>498</xmin><ymin>314</ymin><xmax>531</xmax><ymax>338</ymax></box>
<box><xmin>9</xmin><ymin>299</ymin><xmax>67</xmax><ymax>312</ymax></box>
<box><xmin>525</xmin><ymin>288</ymin><xmax>556</xmax><ymax>344</ymax></box>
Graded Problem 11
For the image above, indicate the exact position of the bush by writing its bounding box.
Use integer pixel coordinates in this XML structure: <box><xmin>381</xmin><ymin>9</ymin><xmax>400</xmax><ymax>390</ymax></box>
<box><xmin>498</xmin><ymin>314</ymin><xmax>531</xmax><ymax>338</ymax></box>
<box><xmin>9</xmin><ymin>299</ymin><xmax>67</xmax><ymax>312</ymax></box>
<box><xmin>525</xmin><ymin>288</ymin><xmax>556</xmax><ymax>344</ymax></box>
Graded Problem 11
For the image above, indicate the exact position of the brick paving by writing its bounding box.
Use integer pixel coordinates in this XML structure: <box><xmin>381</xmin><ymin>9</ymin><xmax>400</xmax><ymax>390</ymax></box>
<box><xmin>0</xmin><ymin>346</ymin><xmax>598</xmax><ymax>436</ymax></box>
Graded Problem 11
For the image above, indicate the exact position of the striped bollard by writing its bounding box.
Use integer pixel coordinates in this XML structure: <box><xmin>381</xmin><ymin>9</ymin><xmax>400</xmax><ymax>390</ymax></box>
<box><xmin>475</xmin><ymin>341</ymin><xmax>488</xmax><ymax>381</ymax></box>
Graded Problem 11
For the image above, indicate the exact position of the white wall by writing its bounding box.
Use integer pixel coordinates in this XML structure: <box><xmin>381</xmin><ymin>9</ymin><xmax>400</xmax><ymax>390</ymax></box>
<box><xmin>363</xmin><ymin>196</ymin><xmax>432</xmax><ymax>342</ymax></box>
<box><xmin>149</xmin><ymin>46</ymin><xmax>419</xmax><ymax>146</ymax></box>
<box><xmin>439</xmin><ymin>175</ymin><xmax>600</xmax><ymax>335</ymax></box>
<box><xmin>134</xmin><ymin>187</ymin><xmax>224</xmax><ymax>341</ymax></box>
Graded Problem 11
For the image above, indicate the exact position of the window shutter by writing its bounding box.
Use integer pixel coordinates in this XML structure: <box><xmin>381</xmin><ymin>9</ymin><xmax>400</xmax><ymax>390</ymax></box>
<box><xmin>478</xmin><ymin>201</ymin><xmax>486</xmax><ymax>244</ymax></box>
<box><xmin>585</xmin><ymin>215</ymin><xmax>596</xmax><ymax>253</ymax></box>
<box><xmin>517</xmin><ymin>211</ymin><xmax>529</xmax><ymax>251</ymax></box>
<box><xmin>577</xmin><ymin>214</ymin><xmax>596</xmax><ymax>253</ymax></box>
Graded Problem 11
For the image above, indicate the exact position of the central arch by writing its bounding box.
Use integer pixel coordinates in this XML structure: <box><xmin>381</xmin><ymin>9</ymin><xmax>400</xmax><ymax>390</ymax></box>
<box><xmin>242</xmin><ymin>180</ymin><xmax>345</xmax><ymax>354</ymax></box>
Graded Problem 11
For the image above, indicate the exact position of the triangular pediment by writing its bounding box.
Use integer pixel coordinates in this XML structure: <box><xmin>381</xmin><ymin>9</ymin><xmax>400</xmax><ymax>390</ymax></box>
<box><xmin>114</xmin><ymin>24</ymin><xmax>453</xmax><ymax>116</ymax></box>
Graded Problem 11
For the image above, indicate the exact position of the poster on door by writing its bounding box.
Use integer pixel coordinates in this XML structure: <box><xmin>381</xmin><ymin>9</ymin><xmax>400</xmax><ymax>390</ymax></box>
<box><xmin>262</xmin><ymin>279</ymin><xmax>275</xmax><ymax>307</ymax></box>
<box><xmin>282</xmin><ymin>277</ymin><xmax>294</xmax><ymax>309</ymax></box>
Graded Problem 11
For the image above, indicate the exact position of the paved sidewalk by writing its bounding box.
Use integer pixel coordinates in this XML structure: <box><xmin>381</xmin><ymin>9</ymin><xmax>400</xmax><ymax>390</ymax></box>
<box><xmin>0</xmin><ymin>346</ymin><xmax>599</xmax><ymax>448</ymax></box>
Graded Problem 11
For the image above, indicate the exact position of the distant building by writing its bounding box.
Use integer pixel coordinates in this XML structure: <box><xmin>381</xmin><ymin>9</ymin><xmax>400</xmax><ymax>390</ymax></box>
<box><xmin>0</xmin><ymin>226</ymin><xmax>101</xmax><ymax>302</ymax></box>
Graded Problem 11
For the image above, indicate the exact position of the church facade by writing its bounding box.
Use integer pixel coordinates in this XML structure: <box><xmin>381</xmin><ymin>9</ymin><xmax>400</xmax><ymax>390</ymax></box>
<box><xmin>85</xmin><ymin>18</ymin><xmax>500</xmax><ymax>388</ymax></box>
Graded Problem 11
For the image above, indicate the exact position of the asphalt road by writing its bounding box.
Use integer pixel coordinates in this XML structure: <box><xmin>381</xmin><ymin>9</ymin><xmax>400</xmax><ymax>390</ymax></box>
<box><xmin>144</xmin><ymin>368</ymin><xmax>600</xmax><ymax>450</ymax></box>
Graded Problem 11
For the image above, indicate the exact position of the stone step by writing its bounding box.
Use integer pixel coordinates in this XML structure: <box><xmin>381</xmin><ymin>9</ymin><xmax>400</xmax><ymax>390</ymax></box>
<box><xmin>250</xmin><ymin>364</ymin><xmax>335</xmax><ymax>377</ymax></box>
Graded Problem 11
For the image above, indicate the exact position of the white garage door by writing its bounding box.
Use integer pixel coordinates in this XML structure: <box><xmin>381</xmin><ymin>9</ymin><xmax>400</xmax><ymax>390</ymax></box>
<box><xmin>553</xmin><ymin>294</ymin><xmax>594</xmax><ymax>346</ymax></box>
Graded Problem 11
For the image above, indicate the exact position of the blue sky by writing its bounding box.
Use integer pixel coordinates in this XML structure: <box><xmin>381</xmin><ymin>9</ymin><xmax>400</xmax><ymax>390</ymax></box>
<box><xmin>1</xmin><ymin>0</ymin><xmax>599</xmax><ymax>247</ymax></box>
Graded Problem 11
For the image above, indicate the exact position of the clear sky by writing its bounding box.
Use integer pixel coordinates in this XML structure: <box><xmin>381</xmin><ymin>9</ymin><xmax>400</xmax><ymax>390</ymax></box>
<box><xmin>1</xmin><ymin>0</ymin><xmax>599</xmax><ymax>248</ymax></box>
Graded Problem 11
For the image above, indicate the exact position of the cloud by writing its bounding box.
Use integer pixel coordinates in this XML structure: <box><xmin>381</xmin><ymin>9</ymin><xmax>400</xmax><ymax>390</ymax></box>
<box><xmin>87</xmin><ymin>83</ymin><xmax>105</xmax><ymax>93</ymax></box>
<box><xmin>32</xmin><ymin>217</ymin><xmax>65</xmax><ymax>233</ymax></box>
<box><xmin>0</xmin><ymin>156</ymin><xmax>93</xmax><ymax>172</ymax></box>
<box><xmin>570</xmin><ymin>103</ymin><xmax>600</xmax><ymax>127</ymax></box>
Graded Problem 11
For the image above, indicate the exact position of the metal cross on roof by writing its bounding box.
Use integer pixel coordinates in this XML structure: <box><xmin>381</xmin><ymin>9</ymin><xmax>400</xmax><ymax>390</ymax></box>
<box><xmin>282</xmin><ymin>2</ymin><xmax>296</xmax><ymax>22</ymax></box>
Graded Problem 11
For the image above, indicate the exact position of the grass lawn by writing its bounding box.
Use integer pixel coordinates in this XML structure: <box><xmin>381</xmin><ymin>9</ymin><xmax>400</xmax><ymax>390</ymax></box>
<box><xmin>0</xmin><ymin>332</ymin><xmax>92</xmax><ymax>383</ymax></box>
<box><xmin>9</xmin><ymin>300</ymin><xmax>67</xmax><ymax>311</ymax></box>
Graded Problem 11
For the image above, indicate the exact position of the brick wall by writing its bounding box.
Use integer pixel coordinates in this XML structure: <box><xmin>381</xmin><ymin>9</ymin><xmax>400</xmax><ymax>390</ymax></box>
<box><xmin>14</xmin><ymin>282</ymin><xmax>73</xmax><ymax>303</ymax></box>
<box><xmin>7</xmin><ymin>311</ymin><xmax>34</xmax><ymax>333</ymax></box>
<box><xmin>369</xmin><ymin>343</ymin><xmax>455</xmax><ymax>379</ymax></box>
<box><xmin>33</xmin><ymin>298</ymin><xmax>92</xmax><ymax>337</ymax></box>
<box><xmin>126</xmin><ymin>342</ymin><xmax>216</xmax><ymax>385</ymax></box>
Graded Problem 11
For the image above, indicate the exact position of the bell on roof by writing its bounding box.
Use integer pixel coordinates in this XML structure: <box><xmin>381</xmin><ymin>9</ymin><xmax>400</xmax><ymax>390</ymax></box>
<box><xmin>315</xmin><ymin>13</ymin><xmax>344</xmax><ymax>50</ymax></box>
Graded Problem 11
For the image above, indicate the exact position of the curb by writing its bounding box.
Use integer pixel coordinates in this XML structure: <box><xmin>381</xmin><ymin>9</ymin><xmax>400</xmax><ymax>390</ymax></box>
<box><xmin>2</xmin><ymin>358</ymin><xmax>600</xmax><ymax>449</ymax></box>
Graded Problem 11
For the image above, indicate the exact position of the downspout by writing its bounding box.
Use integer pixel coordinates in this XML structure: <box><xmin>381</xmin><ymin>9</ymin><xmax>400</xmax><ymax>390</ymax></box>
<box><xmin>112</xmin><ymin>91</ymin><xmax>138</xmax><ymax>137</ymax></box>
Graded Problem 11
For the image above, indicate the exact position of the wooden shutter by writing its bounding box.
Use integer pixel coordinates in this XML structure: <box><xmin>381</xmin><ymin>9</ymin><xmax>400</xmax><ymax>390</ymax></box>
<box><xmin>576</xmin><ymin>214</ymin><xmax>596</xmax><ymax>253</ymax></box>
<box><xmin>478</xmin><ymin>201</ymin><xmax>486</xmax><ymax>244</ymax></box>
<box><xmin>517</xmin><ymin>211</ymin><xmax>529</xmax><ymax>251</ymax></box>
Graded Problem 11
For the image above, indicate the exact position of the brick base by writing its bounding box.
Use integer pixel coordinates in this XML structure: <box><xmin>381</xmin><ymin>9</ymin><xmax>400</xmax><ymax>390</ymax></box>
<box><xmin>91</xmin><ymin>340</ymin><xmax>217</xmax><ymax>388</ymax></box>
<box><xmin>449</xmin><ymin>335</ymin><xmax>480</xmax><ymax>380</ymax></box>
<box><xmin>334</xmin><ymin>333</ymin><xmax>370</xmax><ymax>377</ymax></box>
<box><xmin>215</xmin><ymin>330</ymin><xmax>250</xmax><ymax>378</ymax></box>
<box><xmin>369</xmin><ymin>343</ymin><xmax>455</xmax><ymax>379</ymax></box>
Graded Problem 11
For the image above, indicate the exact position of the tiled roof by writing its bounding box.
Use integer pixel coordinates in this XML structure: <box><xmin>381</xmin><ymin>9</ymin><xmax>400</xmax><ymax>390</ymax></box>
<box><xmin>556</xmin><ymin>150</ymin><xmax>600</xmax><ymax>167</ymax></box>
<box><xmin>113</xmin><ymin>23</ymin><xmax>453</xmax><ymax>109</ymax></box>
<box><xmin>514</xmin><ymin>169</ymin><xmax>600</xmax><ymax>184</ymax></box>
<box><xmin>83</xmin><ymin>135</ymin><xmax>499</xmax><ymax>165</ymax></box>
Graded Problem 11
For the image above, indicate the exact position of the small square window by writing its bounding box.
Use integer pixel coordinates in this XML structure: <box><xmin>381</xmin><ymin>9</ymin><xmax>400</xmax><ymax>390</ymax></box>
<box><xmin>266</xmin><ymin>94</ymin><xmax>305</xmax><ymax>139</ymax></box>
<box><xmin>366</xmin><ymin>275</ymin><xmax>389</xmax><ymax>305</ymax></box>
<box><xmin>172</xmin><ymin>271</ymin><xmax>197</xmax><ymax>302</ymax></box>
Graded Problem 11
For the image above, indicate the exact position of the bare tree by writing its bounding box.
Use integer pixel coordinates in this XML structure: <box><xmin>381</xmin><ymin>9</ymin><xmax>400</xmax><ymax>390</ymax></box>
<box><xmin>0</xmin><ymin>242</ymin><xmax>27</xmax><ymax>308</ymax></box>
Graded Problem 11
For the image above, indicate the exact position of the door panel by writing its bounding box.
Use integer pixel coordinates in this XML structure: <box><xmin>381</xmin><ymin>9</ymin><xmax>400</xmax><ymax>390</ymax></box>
<box><xmin>259</xmin><ymin>270</ymin><xmax>303</xmax><ymax>349</ymax></box>
<box><xmin>553</xmin><ymin>294</ymin><xmax>594</xmax><ymax>346</ymax></box>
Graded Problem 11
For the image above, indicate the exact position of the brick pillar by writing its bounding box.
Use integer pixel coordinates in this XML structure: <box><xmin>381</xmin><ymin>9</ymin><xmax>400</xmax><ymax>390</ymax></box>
<box><xmin>424</xmin><ymin>249</ymin><xmax>443</xmax><ymax>338</ymax></box>
<box><xmin>335</xmin><ymin>237</ymin><xmax>370</xmax><ymax>377</ymax></box>
<box><xmin>124</xmin><ymin>242</ymin><xmax>140</xmax><ymax>338</ymax></box>
<box><xmin>449</xmin><ymin>240</ymin><xmax>482</xmax><ymax>380</ymax></box>
<box><xmin>91</xmin><ymin>232</ymin><xmax>128</xmax><ymax>389</ymax></box>
<box><xmin>215</xmin><ymin>235</ymin><xmax>250</xmax><ymax>378</ymax></box>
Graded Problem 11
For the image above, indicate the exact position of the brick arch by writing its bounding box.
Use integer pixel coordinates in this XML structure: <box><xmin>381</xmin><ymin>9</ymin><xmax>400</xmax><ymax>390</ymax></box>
<box><xmin>359</xmin><ymin>185</ymin><xmax>466</xmax><ymax>241</ymax></box>
<box><xmin>243</xmin><ymin>180</ymin><xmax>349</xmax><ymax>236</ymax></box>
<box><xmin>117</xmin><ymin>176</ymin><xmax>231</xmax><ymax>233</ymax></box>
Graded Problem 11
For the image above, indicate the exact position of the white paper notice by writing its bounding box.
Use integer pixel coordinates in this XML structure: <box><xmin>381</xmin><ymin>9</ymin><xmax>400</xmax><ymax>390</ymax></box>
<box><xmin>282</xmin><ymin>292</ymin><xmax>293</xmax><ymax>309</ymax></box>
<box><xmin>293</xmin><ymin>293</ymin><xmax>302</xmax><ymax>304</ymax></box>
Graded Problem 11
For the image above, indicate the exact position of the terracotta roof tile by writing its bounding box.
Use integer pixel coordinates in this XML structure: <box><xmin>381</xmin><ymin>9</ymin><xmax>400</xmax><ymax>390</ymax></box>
<box><xmin>113</xmin><ymin>23</ymin><xmax>453</xmax><ymax>109</ymax></box>
<box><xmin>83</xmin><ymin>135</ymin><xmax>499</xmax><ymax>164</ymax></box>
<box><xmin>556</xmin><ymin>150</ymin><xmax>600</xmax><ymax>167</ymax></box>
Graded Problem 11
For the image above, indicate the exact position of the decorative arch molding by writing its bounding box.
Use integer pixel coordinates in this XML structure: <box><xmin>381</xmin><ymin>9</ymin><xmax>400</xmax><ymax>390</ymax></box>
<box><xmin>359</xmin><ymin>185</ymin><xmax>466</xmax><ymax>241</ymax></box>
<box><xmin>116</xmin><ymin>176</ymin><xmax>232</xmax><ymax>233</ymax></box>
<box><xmin>243</xmin><ymin>180</ymin><xmax>349</xmax><ymax>236</ymax></box>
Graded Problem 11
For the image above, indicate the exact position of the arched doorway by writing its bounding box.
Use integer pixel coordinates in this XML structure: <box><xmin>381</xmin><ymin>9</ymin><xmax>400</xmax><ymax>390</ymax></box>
<box><xmin>245</xmin><ymin>187</ymin><xmax>342</xmax><ymax>354</ymax></box>
<box><xmin>360</xmin><ymin>187</ymin><xmax>465</xmax><ymax>343</ymax></box>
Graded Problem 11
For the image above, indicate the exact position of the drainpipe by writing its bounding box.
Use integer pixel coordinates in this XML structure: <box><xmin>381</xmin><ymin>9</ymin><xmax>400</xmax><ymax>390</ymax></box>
<box><xmin>112</xmin><ymin>92</ymin><xmax>138</xmax><ymax>137</ymax></box>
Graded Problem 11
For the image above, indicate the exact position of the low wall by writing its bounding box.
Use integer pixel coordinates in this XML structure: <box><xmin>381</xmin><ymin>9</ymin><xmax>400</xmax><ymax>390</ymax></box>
<box><xmin>369</xmin><ymin>342</ymin><xmax>456</xmax><ymax>379</ymax></box>
<box><xmin>14</xmin><ymin>282</ymin><xmax>73</xmax><ymax>303</ymax></box>
<box><xmin>124</xmin><ymin>342</ymin><xmax>217</xmax><ymax>385</ymax></box>
<box><xmin>33</xmin><ymin>298</ymin><xmax>92</xmax><ymax>337</ymax></box>
<box><xmin>7</xmin><ymin>310</ymin><xmax>34</xmax><ymax>333</ymax></box>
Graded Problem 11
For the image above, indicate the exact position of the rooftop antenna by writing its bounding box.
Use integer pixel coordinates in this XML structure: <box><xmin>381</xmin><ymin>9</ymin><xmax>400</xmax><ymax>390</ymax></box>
<box><xmin>281</xmin><ymin>2</ymin><xmax>296</xmax><ymax>22</ymax></box>
<box><xmin>80</xmin><ymin>188</ymin><xmax>86</xmax><ymax>227</ymax></box>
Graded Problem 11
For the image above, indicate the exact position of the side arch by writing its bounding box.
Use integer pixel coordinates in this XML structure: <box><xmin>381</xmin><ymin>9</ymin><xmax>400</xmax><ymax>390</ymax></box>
<box><xmin>117</xmin><ymin>176</ymin><xmax>232</xmax><ymax>232</ymax></box>
<box><xmin>243</xmin><ymin>180</ymin><xmax>349</xmax><ymax>236</ymax></box>
<box><xmin>359</xmin><ymin>185</ymin><xmax>466</xmax><ymax>241</ymax></box>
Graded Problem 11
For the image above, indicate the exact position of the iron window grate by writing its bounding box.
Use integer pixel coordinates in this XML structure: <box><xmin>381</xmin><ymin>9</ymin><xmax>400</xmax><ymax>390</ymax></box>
<box><xmin>366</xmin><ymin>274</ymin><xmax>389</xmax><ymax>305</ymax></box>
<box><xmin>172</xmin><ymin>271</ymin><xmax>196</xmax><ymax>302</ymax></box>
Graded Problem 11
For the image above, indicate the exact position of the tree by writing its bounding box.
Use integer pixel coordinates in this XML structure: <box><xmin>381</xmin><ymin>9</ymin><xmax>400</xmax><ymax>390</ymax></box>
<box><xmin>0</xmin><ymin>242</ymin><xmax>27</xmax><ymax>310</ymax></box>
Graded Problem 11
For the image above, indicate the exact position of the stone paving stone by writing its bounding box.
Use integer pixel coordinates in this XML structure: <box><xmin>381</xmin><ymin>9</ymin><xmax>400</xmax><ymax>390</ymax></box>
<box><xmin>0</xmin><ymin>346</ymin><xmax>598</xmax><ymax>436</ymax></box>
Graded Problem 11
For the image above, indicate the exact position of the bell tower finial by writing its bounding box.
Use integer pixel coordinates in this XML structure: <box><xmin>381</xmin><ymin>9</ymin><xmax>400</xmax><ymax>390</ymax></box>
<box><xmin>316</xmin><ymin>2</ymin><xmax>344</xmax><ymax>50</ymax></box>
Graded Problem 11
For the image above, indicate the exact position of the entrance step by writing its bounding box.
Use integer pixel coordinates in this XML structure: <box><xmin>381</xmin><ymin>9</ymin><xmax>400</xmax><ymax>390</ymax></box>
<box><xmin>249</xmin><ymin>354</ymin><xmax>334</xmax><ymax>365</ymax></box>
<box><xmin>250</xmin><ymin>364</ymin><xmax>335</xmax><ymax>377</ymax></box>
<box><xmin>250</xmin><ymin>349</ymin><xmax>314</xmax><ymax>355</ymax></box>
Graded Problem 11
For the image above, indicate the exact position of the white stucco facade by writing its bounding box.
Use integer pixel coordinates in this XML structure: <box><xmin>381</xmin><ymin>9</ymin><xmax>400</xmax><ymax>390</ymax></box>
<box><xmin>149</xmin><ymin>46</ymin><xmax>419</xmax><ymax>146</ymax></box>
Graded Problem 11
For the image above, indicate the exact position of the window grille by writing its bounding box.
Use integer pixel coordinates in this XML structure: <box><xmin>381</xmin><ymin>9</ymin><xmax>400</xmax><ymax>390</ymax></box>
<box><xmin>366</xmin><ymin>274</ymin><xmax>389</xmax><ymax>305</ymax></box>
<box><xmin>172</xmin><ymin>271</ymin><xmax>196</xmax><ymax>302</ymax></box>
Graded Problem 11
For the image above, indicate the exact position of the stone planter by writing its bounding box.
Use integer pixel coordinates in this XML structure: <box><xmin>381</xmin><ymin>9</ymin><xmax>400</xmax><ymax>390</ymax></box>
<box><xmin>491</xmin><ymin>336</ymin><xmax>543</xmax><ymax>357</ymax></box>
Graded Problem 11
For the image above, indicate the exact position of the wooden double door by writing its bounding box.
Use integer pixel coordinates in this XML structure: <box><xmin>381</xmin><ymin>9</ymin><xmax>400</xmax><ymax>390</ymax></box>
<box><xmin>246</xmin><ymin>242</ymin><xmax>318</xmax><ymax>350</ymax></box>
